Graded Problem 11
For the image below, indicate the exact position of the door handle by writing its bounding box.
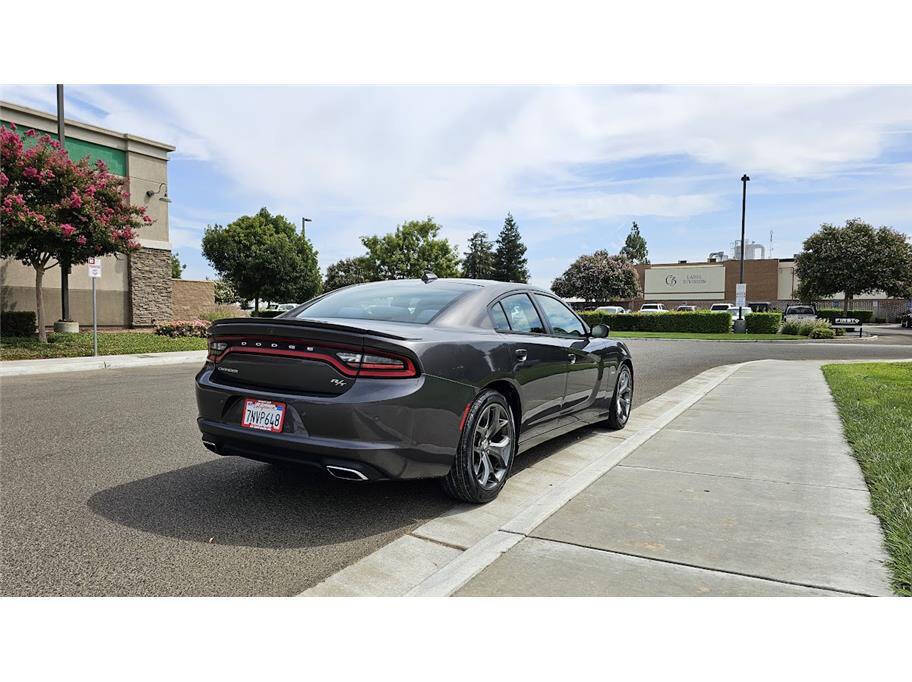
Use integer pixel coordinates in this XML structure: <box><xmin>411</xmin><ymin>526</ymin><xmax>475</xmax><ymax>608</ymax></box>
<box><xmin>568</xmin><ymin>353</ymin><xmax>577</xmax><ymax>364</ymax></box>
<box><xmin>515</xmin><ymin>349</ymin><xmax>527</xmax><ymax>362</ymax></box>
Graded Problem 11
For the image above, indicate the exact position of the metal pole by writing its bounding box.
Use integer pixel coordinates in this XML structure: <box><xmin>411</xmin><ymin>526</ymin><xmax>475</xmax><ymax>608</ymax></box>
<box><xmin>57</xmin><ymin>84</ymin><xmax>71</xmax><ymax>323</ymax></box>
<box><xmin>302</xmin><ymin>217</ymin><xmax>312</xmax><ymax>237</ymax></box>
<box><xmin>92</xmin><ymin>277</ymin><xmax>98</xmax><ymax>356</ymax></box>
<box><xmin>739</xmin><ymin>174</ymin><xmax>750</xmax><ymax>320</ymax></box>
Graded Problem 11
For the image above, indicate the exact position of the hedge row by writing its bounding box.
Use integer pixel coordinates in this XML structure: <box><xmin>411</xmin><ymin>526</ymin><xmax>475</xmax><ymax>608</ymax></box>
<box><xmin>816</xmin><ymin>308</ymin><xmax>874</xmax><ymax>323</ymax></box>
<box><xmin>745</xmin><ymin>312</ymin><xmax>782</xmax><ymax>334</ymax></box>
<box><xmin>1</xmin><ymin>311</ymin><xmax>37</xmax><ymax>337</ymax></box>
<box><xmin>579</xmin><ymin>310</ymin><xmax>732</xmax><ymax>333</ymax></box>
<box><xmin>155</xmin><ymin>319</ymin><xmax>211</xmax><ymax>338</ymax></box>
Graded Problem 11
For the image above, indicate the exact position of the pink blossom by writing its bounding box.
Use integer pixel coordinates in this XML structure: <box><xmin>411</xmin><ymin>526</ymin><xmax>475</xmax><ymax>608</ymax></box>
<box><xmin>69</xmin><ymin>191</ymin><xmax>82</xmax><ymax>208</ymax></box>
<box><xmin>60</xmin><ymin>223</ymin><xmax>76</xmax><ymax>237</ymax></box>
<box><xmin>25</xmin><ymin>129</ymin><xmax>37</xmax><ymax>138</ymax></box>
<box><xmin>76</xmin><ymin>235</ymin><xmax>87</xmax><ymax>246</ymax></box>
<box><xmin>22</xmin><ymin>167</ymin><xmax>39</xmax><ymax>180</ymax></box>
<box><xmin>0</xmin><ymin>171</ymin><xmax>8</xmax><ymax>187</ymax></box>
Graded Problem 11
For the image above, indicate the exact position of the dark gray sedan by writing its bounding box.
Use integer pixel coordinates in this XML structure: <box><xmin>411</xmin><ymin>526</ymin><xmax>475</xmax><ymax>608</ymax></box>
<box><xmin>195</xmin><ymin>278</ymin><xmax>634</xmax><ymax>503</ymax></box>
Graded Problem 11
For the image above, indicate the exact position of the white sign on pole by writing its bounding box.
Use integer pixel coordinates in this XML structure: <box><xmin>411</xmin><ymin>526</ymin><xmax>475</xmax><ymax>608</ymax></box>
<box><xmin>735</xmin><ymin>283</ymin><xmax>747</xmax><ymax>308</ymax></box>
<box><xmin>87</xmin><ymin>257</ymin><xmax>102</xmax><ymax>278</ymax></box>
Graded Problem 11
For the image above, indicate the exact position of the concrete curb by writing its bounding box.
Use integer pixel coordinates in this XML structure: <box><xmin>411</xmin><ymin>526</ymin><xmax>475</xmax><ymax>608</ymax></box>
<box><xmin>0</xmin><ymin>350</ymin><xmax>208</xmax><ymax>377</ymax></box>
<box><xmin>300</xmin><ymin>359</ymin><xmax>752</xmax><ymax>597</ymax></box>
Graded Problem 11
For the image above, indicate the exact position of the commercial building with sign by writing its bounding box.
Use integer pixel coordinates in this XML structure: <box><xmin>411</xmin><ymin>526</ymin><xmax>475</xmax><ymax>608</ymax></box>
<box><xmin>1</xmin><ymin>101</ymin><xmax>175</xmax><ymax>327</ymax></box>
<box><xmin>625</xmin><ymin>257</ymin><xmax>907</xmax><ymax>320</ymax></box>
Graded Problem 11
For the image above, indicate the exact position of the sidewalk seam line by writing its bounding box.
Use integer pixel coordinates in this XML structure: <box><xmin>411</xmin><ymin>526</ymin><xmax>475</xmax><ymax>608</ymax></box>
<box><xmin>524</xmin><ymin>534</ymin><xmax>877</xmax><ymax>597</ymax></box>
<box><xmin>614</xmin><ymin>463</ymin><xmax>869</xmax><ymax>492</ymax></box>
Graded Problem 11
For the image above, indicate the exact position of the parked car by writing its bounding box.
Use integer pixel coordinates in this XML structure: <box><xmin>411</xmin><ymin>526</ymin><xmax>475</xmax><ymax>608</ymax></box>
<box><xmin>783</xmin><ymin>304</ymin><xmax>817</xmax><ymax>324</ymax></box>
<box><xmin>595</xmin><ymin>305</ymin><xmax>626</xmax><ymax>314</ymax></box>
<box><xmin>675</xmin><ymin>305</ymin><xmax>696</xmax><ymax>312</ymax></box>
<box><xmin>638</xmin><ymin>303</ymin><xmax>668</xmax><ymax>314</ymax></box>
<box><xmin>899</xmin><ymin>310</ymin><xmax>912</xmax><ymax>328</ymax></box>
<box><xmin>710</xmin><ymin>303</ymin><xmax>751</xmax><ymax>318</ymax></box>
<box><xmin>196</xmin><ymin>278</ymin><xmax>635</xmax><ymax>504</ymax></box>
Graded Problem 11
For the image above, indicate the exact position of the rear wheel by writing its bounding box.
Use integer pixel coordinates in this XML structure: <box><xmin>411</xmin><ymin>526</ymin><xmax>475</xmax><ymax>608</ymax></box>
<box><xmin>442</xmin><ymin>390</ymin><xmax>515</xmax><ymax>504</ymax></box>
<box><xmin>607</xmin><ymin>363</ymin><xmax>633</xmax><ymax>429</ymax></box>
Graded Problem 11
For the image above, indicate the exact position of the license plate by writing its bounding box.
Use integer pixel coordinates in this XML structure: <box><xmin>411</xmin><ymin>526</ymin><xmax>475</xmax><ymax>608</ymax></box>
<box><xmin>241</xmin><ymin>399</ymin><xmax>286</xmax><ymax>433</ymax></box>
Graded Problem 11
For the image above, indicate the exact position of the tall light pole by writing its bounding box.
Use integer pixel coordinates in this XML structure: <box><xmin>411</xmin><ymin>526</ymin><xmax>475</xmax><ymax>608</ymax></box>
<box><xmin>302</xmin><ymin>217</ymin><xmax>312</xmax><ymax>237</ymax></box>
<box><xmin>736</xmin><ymin>174</ymin><xmax>750</xmax><ymax>329</ymax></box>
<box><xmin>57</xmin><ymin>84</ymin><xmax>72</xmax><ymax>326</ymax></box>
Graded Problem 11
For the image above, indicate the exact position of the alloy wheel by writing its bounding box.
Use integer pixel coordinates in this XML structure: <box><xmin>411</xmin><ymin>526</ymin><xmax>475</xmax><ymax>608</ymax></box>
<box><xmin>616</xmin><ymin>366</ymin><xmax>632</xmax><ymax>422</ymax></box>
<box><xmin>471</xmin><ymin>403</ymin><xmax>512</xmax><ymax>490</ymax></box>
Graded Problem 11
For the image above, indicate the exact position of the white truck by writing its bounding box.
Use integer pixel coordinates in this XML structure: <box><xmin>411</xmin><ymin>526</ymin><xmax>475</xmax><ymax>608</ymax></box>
<box><xmin>783</xmin><ymin>304</ymin><xmax>817</xmax><ymax>324</ymax></box>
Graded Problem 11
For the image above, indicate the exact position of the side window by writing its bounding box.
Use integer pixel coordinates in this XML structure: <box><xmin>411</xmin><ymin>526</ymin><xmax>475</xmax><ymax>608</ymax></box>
<box><xmin>490</xmin><ymin>302</ymin><xmax>511</xmax><ymax>331</ymax></box>
<box><xmin>500</xmin><ymin>294</ymin><xmax>545</xmax><ymax>334</ymax></box>
<box><xmin>535</xmin><ymin>295</ymin><xmax>586</xmax><ymax>337</ymax></box>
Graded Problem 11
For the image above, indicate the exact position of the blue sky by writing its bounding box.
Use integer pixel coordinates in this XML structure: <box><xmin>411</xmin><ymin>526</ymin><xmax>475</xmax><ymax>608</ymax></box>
<box><xmin>3</xmin><ymin>85</ymin><xmax>910</xmax><ymax>287</ymax></box>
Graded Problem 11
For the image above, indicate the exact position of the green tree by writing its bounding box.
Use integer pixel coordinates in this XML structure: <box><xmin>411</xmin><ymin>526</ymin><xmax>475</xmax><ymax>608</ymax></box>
<box><xmin>324</xmin><ymin>255</ymin><xmax>377</xmax><ymax>291</ymax></box>
<box><xmin>170</xmin><ymin>251</ymin><xmax>185</xmax><ymax>279</ymax></box>
<box><xmin>461</xmin><ymin>231</ymin><xmax>496</xmax><ymax>279</ymax></box>
<box><xmin>620</xmin><ymin>220</ymin><xmax>649</xmax><ymax>264</ymax></box>
<box><xmin>361</xmin><ymin>217</ymin><xmax>460</xmax><ymax>279</ymax></box>
<box><xmin>551</xmin><ymin>250</ymin><xmax>640</xmax><ymax>303</ymax></box>
<box><xmin>493</xmin><ymin>212</ymin><xmax>529</xmax><ymax>283</ymax></box>
<box><xmin>795</xmin><ymin>219</ymin><xmax>912</xmax><ymax>313</ymax></box>
<box><xmin>201</xmin><ymin>207</ymin><xmax>322</xmax><ymax>312</ymax></box>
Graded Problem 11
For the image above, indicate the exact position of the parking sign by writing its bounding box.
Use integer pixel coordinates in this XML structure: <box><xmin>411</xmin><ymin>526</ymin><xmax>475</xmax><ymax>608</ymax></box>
<box><xmin>735</xmin><ymin>283</ymin><xmax>747</xmax><ymax>308</ymax></box>
<box><xmin>87</xmin><ymin>257</ymin><xmax>102</xmax><ymax>278</ymax></box>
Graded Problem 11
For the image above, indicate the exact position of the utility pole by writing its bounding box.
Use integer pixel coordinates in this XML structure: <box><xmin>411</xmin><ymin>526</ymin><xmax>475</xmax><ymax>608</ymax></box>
<box><xmin>302</xmin><ymin>217</ymin><xmax>312</xmax><ymax>237</ymax></box>
<box><xmin>57</xmin><ymin>84</ymin><xmax>72</xmax><ymax>326</ymax></box>
<box><xmin>734</xmin><ymin>174</ymin><xmax>750</xmax><ymax>331</ymax></box>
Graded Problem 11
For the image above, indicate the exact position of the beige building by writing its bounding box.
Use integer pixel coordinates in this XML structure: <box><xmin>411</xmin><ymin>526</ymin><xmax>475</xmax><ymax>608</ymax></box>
<box><xmin>1</xmin><ymin>101</ymin><xmax>175</xmax><ymax>327</ymax></box>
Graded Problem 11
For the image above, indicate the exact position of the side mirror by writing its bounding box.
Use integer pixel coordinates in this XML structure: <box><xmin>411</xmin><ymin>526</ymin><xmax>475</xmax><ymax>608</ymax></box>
<box><xmin>590</xmin><ymin>323</ymin><xmax>609</xmax><ymax>338</ymax></box>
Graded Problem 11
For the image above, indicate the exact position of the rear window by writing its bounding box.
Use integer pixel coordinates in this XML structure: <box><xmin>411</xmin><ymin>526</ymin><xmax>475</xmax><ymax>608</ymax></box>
<box><xmin>289</xmin><ymin>281</ymin><xmax>477</xmax><ymax>324</ymax></box>
<box><xmin>786</xmin><ymin>306</ymin><xmax>815</xmax><ymax>315</ymax></box>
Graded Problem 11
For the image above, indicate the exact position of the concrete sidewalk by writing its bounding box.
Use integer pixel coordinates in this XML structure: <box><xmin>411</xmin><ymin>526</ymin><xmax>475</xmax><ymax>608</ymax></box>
<box><xmin>0</xmin><ymin>350</ymin><xmax>207</xmax><ymax>377</ymax></box>
<box><xmin>457</xmin><ymin>360</ymin><xmax>892</xmax><ymax>596</ymax></box>
<box><xmin>305</xmin><ymin>359</ymin><xmax>896</xmax><ymax>597</ymax></box>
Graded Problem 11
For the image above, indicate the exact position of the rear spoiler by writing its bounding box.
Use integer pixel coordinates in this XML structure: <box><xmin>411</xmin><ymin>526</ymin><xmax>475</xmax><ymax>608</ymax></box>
<box><xmin>209</xmin><ymin>316</ymin><xmax>415</xmax><ymax>341</ymax></box>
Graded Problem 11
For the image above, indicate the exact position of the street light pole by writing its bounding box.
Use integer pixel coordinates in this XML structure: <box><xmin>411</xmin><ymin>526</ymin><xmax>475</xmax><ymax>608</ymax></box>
<box><xmin>57</xmin><ymin>84</ymin><xmax>71</xmax><ymax>325</ymax></box>
<box><xmin>302</xmin><ymin>217</ymin><xmax>312</xmax><ymax>237</ymax></box>
<box><xmin>738</xmin><ymin>174</ymin><xmax>750</xmax><ymax>323</ymax></box>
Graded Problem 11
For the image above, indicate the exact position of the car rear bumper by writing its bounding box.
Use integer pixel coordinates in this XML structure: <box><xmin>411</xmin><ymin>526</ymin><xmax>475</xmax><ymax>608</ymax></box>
<box><xmin>195</xmin><ymin>365</ymin><xmax>476</xmax><ymax>480</ymax></box>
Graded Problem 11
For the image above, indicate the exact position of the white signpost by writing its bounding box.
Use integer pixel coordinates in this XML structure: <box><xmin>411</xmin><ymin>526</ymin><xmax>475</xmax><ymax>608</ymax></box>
<box><xmin>735</xmin><ymin>282</ymin><xmax>747</xmax><ymax>309</ymax></box>
<box><xmin>87</xmin><ymin>257</ymin><xmax>102</xmax><ymax>356</ymax></box>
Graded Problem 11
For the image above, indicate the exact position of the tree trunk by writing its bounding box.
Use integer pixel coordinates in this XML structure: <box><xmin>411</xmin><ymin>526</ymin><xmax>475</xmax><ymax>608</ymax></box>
<box><xmin>843</xmin><ymin>294</ymin><xmax>851</xmax><ymax>315</ymax></box>
<box><xmin>35</xmin><ymin>265</ymin><xmax>47</xmax><ymax>343</ymax></box>
<box><xmin>254</xmin><ymin>296</ymin><xmax>260</xmax><ymax>314</ymax></box>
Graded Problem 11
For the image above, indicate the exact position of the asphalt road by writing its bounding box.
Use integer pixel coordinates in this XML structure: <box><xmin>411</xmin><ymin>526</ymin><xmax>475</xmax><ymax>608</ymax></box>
<box><xmin>3</xmin><ymin>337</ymin><xmax>911</xmax><ymax>596</ymax></box>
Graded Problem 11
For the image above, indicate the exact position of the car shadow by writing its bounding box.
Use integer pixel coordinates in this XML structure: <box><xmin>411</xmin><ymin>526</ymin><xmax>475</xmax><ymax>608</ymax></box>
<box><xmin>87</xmin><ymin>456</ymin><xmax>452</xmax><ymax>550</ymax></box>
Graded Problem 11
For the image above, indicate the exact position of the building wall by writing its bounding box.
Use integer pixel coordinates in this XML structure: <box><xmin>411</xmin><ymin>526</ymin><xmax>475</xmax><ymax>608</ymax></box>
<box><xmin>172</xmin><ymin>279</ymin><xmax>216</xmax><ymax>320</ymax></box>
<box><xmin>0</xmin><ymin>101</ymin><xmax>175</xmax><ymax>328</ymax></box>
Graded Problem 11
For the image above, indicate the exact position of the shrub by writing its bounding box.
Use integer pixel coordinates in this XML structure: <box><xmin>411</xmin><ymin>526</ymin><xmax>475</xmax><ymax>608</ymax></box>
<box><xmin>779</xmin><ymin>319</ymin><xmax>802</xmax><ymax>335</ymax></box>
<box><xmin>155</xmin><ymin>319</ymin><xmax>210</xmax><ymax>338</ymax></box>
<box><xmin>798</xmin><ymin>319</ymin><xmax>833</xmax><ymax>337</ymax></box>
<box><xmin>816</xmin><ymin>308</ymin><xmax>874</xmax><ymax>323</ymax></box>
<box><xmin>809</xmin><ymin>326</ymin><xmax>836</xmax><ymax>339</ymax></box>
<box><xmin>745</xmin><ymin>312</ymin><xmax>781</xmax><ymax>334</ymax></box>
<box><xmin>1</xmin><ymin>311</ymin><xmax>37</xmax><ymax>337</ymax></box>
<box><xmin>198</xmin><ymin>305</ymin><xmax>249</xmax><ymax>322</ymax></box>
<box><xmin>579</xmin><ymin>310</ymin><xmax>732</xmax><ymax>334</ymax></box>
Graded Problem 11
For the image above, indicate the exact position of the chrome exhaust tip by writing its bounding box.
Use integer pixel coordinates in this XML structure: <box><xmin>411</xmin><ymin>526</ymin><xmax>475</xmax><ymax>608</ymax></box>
<box><xmin>326</xmin><ymin>465</ymin><xmax>369</xmax><ymax>481</ymax></box>
<box><xmin>202</xmin><ymin>440</ymin><xmax>219</xmax><ymax>454</ymax></box>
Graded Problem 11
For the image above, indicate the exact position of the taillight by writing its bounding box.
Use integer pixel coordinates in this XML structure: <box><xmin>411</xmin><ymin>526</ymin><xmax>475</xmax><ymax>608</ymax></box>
<box><xmin>207</xmin><ymin>339</ymin><xmax>228</xmax><ymax>362</ymax></box>
<box><xmin>334</xmin><ymin>349</ymin><xmax>416</xmax><ymax>378</ymax></box>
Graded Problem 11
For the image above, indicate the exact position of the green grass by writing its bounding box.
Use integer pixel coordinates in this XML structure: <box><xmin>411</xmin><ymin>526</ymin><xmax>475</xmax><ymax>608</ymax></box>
<box><xmin>823</xmin><ymin>362</ymin><xmax>912</xmax><ymax>596</ymax></box>
<box><xmin>0</xmin><ymin>332</ymin><xmax>207</xmax><ymax>361</ymax></box>
<box><xmin>610</xmin><ymin>331</ymin><xmax>804</xmax><ymax>341</ymax></box>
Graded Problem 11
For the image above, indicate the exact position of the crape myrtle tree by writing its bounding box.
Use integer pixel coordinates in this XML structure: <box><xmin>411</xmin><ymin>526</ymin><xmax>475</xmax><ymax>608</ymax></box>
<box><xmin>551</xmin><ymin>250</ymin><xmax>640</xmax><ymax>303</ymax></box>
<box><xmin>620</xmin><ymin>220</ymin><xmax>649</xmax><ymax>264</ymax></box>
<box><xmin>0</xmin><ymin>123</ymin><xmax>150</xmax><ymax>342</ymax></box>
<box><xmin>360</xmin><ymin>217</ymin><xmax>460</xmax><ymax>280</ymax></box>
<box><xmin>493</xmin><ymin>212</ymin><xmax>530</xmax><ymax>283</ymax></box>
<box><xmin>201</xmin><ymin>208</ymin><xmax>321</xmax><ymax>313</ymax></box>
<box><xmin>461</xmin><ymin>231</ymin><xmax>496</xmax><ymax>279</ymax></box>
<box><xmin>795</xmin><ymin>219</ymin><xmax>912</xmax><ymax>313</ymax></box>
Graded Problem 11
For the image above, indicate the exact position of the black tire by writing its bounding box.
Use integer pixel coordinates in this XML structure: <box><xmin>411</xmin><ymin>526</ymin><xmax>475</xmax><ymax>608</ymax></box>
<box><xmin>607</xmin><ymin>363</ymin><xmax>633</xmax><ymax>430</ymax></box>
<box><xmin>442</xmin><ymin>389</ymin><xmax>516</xmax><ymax>504</ymax></box>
